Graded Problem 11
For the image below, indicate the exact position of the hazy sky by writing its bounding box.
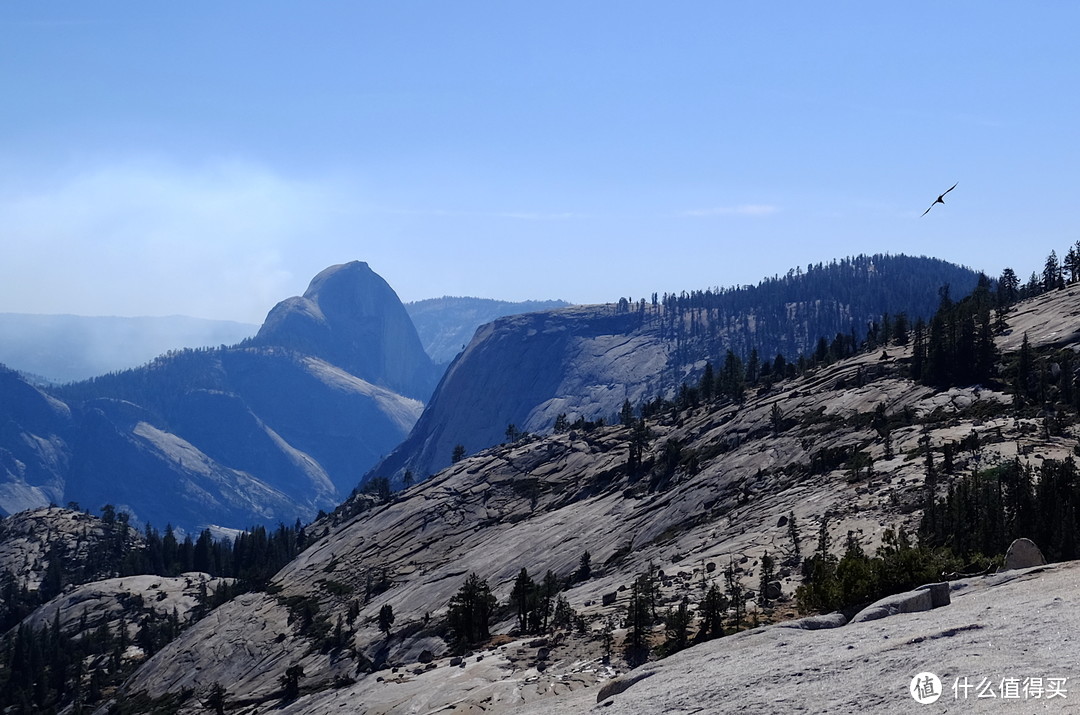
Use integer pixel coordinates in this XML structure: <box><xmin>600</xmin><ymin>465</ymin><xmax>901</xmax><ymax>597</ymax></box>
<box><xmin>3</xmin><ymin>3</ymin><xmax>1078</xmax><ymax>323</ymax></box>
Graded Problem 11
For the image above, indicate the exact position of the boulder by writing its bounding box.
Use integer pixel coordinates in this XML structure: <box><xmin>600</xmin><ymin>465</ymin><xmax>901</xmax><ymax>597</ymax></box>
<box><xmin>1002</xmin><ymin>538</ymin><xmax>1046</xmax><ymax>571</ymax></box>
<box><xmin>597</xmin><ymin>671</ymin><xmax>656</xmax><ymax>703</ymax></box>
<box><xmin>849</xmin><ymin>582</ymin><xmax>951</xmax><ymax>623</ymax></box>
<box><xmin>602</xmin><ymin>592</ymin><xmax>618</xmax><ymax>606</ymax></box>
<box><xmin>916</xmin><ymin>582</ymin><xmax>951</xmax><ymax>608</ymax></box>
<box><xmin>417</xmin><ymin>650</ymin><xmax>434</xmax><ymax>664</ymax></box>
<box><xmin>777</xmin><ymin>612</ymin><xmax>848</xmax><ymax>630</ymax></box>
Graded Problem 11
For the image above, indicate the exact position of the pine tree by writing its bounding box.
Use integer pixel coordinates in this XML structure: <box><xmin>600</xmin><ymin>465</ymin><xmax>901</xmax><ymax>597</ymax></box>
<box><xmin>758</xmin><ymin>551</ymin><xmax>776</xmax><ymax>608</ymax></box>
<box><xmin>539</xmin><ymin>570</ymin><xmax>559</xmax><ymax>632</ymax></box>
<box><xmin>699</xmin><ymin>362</ymin><xmax>715</xmax><ymax>401</ymax></box>
<box><xmin>1044</xmin><ymin>250</ymin><xmax>1062</xmax><ymax>292</ymax></box>
<box><xmin>1016</xmin><ymin>332</ymin><xmax>1033</xmax><ymax>406</ymax></box>
<box><xmin>204</xmin><ymin>683</ymin><xmax>228</xmax><ymax>715</ymax></box>
<box><xmin>787</xmin><ymin>511</ymin><xmax>802</xmax><ymax>560</ymax></box>
<box><xmin>378</xmin><ymin>603</ymin><xmax>394</xmax><ymax>637</ymax></box>
<box><xmin>279</xmin><ymin>664</ymin><xmax>304</xmax><ymax>700</ymax></box>
<box><xmin>575</xmin><ymin>551</ymin><xmax>592</xmax><ymax>582</ymax></box>
<box><xmin>661</xmin><ymin>596</ymin><xmax>692</xmax><ymax>656</ymax></box>
<box><xmin>695</xmin><ymin>583</ymin><xmax>728</xmax><ymax>642</ymax></box>
<box><xmin>447</xmin><ymin>573</ymin><xmax>497</xmax><ymax>648</ymax></box>
<box><xmin>623</xmin><ymin>578</ymin><xmax>652</xmax><ymax>666</ymax></box>
<box><xmin>911</xmin><ymin>319</ymin><xmax>926</xmax><ymax>381</ymax></box>
<box><xmin>724</xmin><ymin>561</ymin><xmax>745</xmax><ymax>632</ymax></box>
<box><xmin>998</xmin><ymin>267</ymin><xmax>1020</xmax><ymax>306</ymax></box>
<box><xmin>510</xmin><ymin>568</ymin><xmax>536</xmax><ymax>633</ymax></box>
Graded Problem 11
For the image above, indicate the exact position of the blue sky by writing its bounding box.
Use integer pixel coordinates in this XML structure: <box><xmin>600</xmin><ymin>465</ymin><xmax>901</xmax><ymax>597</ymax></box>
<box><xmin>2</xmin><ymin>3</ymin><xmax>1078</xmax><ymax>323</ymax></box>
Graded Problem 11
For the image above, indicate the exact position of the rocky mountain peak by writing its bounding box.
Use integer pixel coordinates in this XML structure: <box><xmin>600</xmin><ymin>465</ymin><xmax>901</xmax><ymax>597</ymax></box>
<box><xmin>254</xmin><ymin>261</ymin><xmax>439</xmax><ymax>400</ymax></box>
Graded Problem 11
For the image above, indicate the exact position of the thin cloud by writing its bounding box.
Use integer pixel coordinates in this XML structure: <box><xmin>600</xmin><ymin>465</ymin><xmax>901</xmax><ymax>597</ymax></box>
<box><xmin>376</xmin><ymin>207</ymin><xmax>586</xmax><ymax>221</ymax></box>
<box><xmin>677</xmin><ymin>205</ymin><xmax>780</xmax><ymax>218</ymax></box>
<box><xmin>0</xmin><ymin>159</ymin><xmax>345</xmax><ymax>322</ymax></box>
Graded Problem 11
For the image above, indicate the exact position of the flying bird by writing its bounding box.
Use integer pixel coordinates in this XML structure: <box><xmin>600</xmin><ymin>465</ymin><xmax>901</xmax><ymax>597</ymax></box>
<box><xmin>921</xmin><ymin>182</ymin><xmax>958</xmax><ymax>216</ymax></box>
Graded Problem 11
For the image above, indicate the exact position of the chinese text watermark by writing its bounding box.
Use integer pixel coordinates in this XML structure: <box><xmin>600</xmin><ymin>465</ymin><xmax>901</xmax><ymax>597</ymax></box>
<box><xmin>910</xmin><ymin>673</ymin><xmax>1068</xmax><ymax>703</ymax></box>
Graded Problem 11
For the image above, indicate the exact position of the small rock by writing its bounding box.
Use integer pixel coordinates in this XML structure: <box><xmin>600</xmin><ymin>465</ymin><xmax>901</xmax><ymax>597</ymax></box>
<box><xmin>777</xmin><ymin>515</ymin><xmax>788</xmax><ymax>528</ymax></box>
<box><xmin>418</xmin><ymin>650</ymin><xmax>434</xmax><ymax>664</ymax></box>
<box><xmin>450</xmin><ymin>656</ymin><xmax>463</xmax><ymax>667</ymax></box>
<box><xmin>602</xmin><ymin>592</ymin><xmax>618</xmax><ymax>606</ymax></box>
<box><xmin>705</xmin><ymin>562</ymin><xmax>716</xmax><ymax>573</ymax></box>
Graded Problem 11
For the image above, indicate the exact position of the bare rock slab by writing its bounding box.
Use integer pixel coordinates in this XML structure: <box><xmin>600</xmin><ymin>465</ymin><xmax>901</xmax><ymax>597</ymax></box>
<box><xmin>1003</xmin><ymin>537</ymin><xmax>1046</xmax><ymax>571</ymax></box>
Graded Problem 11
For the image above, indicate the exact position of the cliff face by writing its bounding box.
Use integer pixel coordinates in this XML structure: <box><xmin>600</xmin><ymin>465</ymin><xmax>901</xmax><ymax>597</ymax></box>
<box><xmin>369</xmin><ymin>256</ymin><xmax>982</xmax><ymax>485</ymax></box>
<box><xmin>254</xmin><ymin>261</ymin><xmax>440</xmax><ymax>401</ymax></box>
<box><xmin>404</xmin><ymin>296</ymin><xmax>570</xmax><ymax>366</ymax></box>
<box><xmin>372</xmin><ymin>306</ymin><xmax>667</xmax><ymax>482</ymax></box>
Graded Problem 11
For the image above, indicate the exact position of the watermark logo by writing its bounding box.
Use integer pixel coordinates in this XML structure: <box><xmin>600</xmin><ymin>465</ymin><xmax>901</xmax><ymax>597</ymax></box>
<box><xmin>910</xmin><ymin>672</ymin><xmax>943</xmax><ymax>704</ymax></box>
<box><xmin>909</xmin><ymin>672</ymin><xmax>1068</xmax><ymax>703</ymax></box>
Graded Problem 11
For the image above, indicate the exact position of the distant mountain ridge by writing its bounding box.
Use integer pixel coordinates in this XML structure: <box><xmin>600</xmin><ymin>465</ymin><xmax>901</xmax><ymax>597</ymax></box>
<box><xmin>370</xmin><ymin>254</ymin><xmax>982</xmax><ymax>483</ymax></box>
<box><xmin>405</xmin><ymin>297</ymin><xmax>570</xmax><ymax>366</ymax></box>
<box><xmin>0</xmin><ymin>262</ymin><xmax>429</xmax><ymax>532</ymax></box>
<box><xmin>0</xmin><ymin>313</ymin><xmax>258</xmax><ymax>384</ymax></box>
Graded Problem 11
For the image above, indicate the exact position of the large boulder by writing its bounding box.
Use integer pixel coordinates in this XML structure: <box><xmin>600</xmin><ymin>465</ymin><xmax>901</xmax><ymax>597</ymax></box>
<box><xmin>849</xmin><ymin>582</ymin><xmax>950</xmax><ymax>623</ymax></box>
<box><xmin>1002</xmin><ymin>538</ymin><xmax>1046</xmax><ymax>571</ymax></box>
<box><xmin>596</xmin><ymin>670</ymin><xmax>655</xmax><ymax>703</ymax></box>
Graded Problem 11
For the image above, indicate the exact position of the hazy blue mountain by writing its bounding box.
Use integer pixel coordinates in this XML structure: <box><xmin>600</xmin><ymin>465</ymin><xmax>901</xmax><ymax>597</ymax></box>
<box><xmin>0</xmin><ymin>262</ymin><xmax>428</xmax><ymax>532</ymax></box>
<box><xmin>0</xmin><ymin>313</ymin><xmax>258</xmax><ymax>384</ymax></box>
<box><xmin>369</xmin><ymin>254</ymin><xmax>983</xmax><ymax>484</ymax></box>
<box><xmin>254</xmin><ymin>262</ymin><xmax>441</xmax><ymax>400</ymax></box>
<box><xmin>405</xmin><ymin>297</ymin><xmax>570</xmax><ymax>366</ymax></box>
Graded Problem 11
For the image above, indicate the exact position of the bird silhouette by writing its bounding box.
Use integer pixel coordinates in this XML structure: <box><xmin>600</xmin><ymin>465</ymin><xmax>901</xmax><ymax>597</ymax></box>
<box><xmin>921</xmin><ymin>182</ymin><xmax>958</xmax><ymax>216</ymax></box>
